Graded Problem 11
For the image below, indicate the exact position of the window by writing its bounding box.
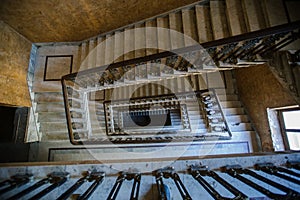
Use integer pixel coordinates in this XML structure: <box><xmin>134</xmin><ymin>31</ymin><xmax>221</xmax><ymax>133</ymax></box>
<box><xmin>281</xmin><ymin>109</ymin><xmax>300</xmax><ymax>150</ymax></box>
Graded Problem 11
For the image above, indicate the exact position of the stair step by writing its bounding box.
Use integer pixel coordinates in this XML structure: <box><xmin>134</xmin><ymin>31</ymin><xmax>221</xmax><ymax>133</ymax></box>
<box><xmin>169</xmin><ymin>12</ymin><xmax>185</xmax><ymax>49</ymax></box>
<box><xmin>226</xmin><ymin>115</ymin><xmax>249</xmax><ymax>123</ymax></box>
<box><xmin>210</xmin><ymin>0</ymin><xmax>230</xmax><ymax>39</ymax></box>
<box><xmin>35</xmin><ymin>92</ymin><xmax>63</xmax><ymax>103</ymax></box>
<box><xmin>42</xmin><ymin>132</ymin><xmax>69</xmax><ymax>141</ymax></box>
<box><xmin>224</xmin><ymin>108</ymin><xmax>245</xmax><ymax>115</ymax></box>
<box><xmin>38</xmin><ymin>112</ymin><xmax>66</xmax><ymax>122</ymax></box>
<box><xmin>189</xmin><ymin>120</ymin><xmax>206</xmax><ymax>128</ymax></box>
<box><xmin>36</xmin><ymin>102</ymin><xmax>65</xmax><ymax>112</ymax></box>
<box><xmin>243</xmin><ymin>0</ymin><xmax>267</xmax><ymax>31</ymax></box>
<box><xmin>229</xmin><ymin>122</ymin><xmax>252</xmax><ymax>131</ymax></box>
<box><xmin>214</xmin><ymin>88</ymin><xmax>236</xmax><ymax>95</ymax></box>
<box><xmin>217</xmin><ymin>94</ymin><xmax>238</xmax><ymax>101</ymax></box>
<box><xmin>220</xmin><ymin>101</ymin><xmax>241</xmax><ymax>108</ymax></box>
<box><xmin>32</xmin><ymin>81</ymin><xmax>62</xmax><ymax>93</ymax></box>
<box><xmin>225</xmin><ymin>0</ymin><xmax>247</xmax><ymax>35</ymax></box>
<box><xmin>195</xmin><ymin>5</ymin><xmax>213</xmax><ymax>43</ymax></box>
<box><xmin>40</xmin><ymin>122</ymin><xmax>68</xmax><ymax>133</ymax></box>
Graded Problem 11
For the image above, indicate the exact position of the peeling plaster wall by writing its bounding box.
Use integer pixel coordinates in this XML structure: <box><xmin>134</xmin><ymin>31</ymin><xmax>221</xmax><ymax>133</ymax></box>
<box><xmin>0</xmin><ymin>21</ymin><xmax>32</xmax><ymax>107</ymax></box>
<box><xmin>234</xmin><ymin>65</ymin><xmax>297</xmax><ymax>152</ymax></box>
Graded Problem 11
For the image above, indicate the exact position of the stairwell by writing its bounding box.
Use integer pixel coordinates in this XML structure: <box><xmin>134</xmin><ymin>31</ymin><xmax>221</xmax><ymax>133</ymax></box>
<box><xmin>27</xmin><ymin>0</ymin><xmax>300</xmax><ymax>161</ymax></box>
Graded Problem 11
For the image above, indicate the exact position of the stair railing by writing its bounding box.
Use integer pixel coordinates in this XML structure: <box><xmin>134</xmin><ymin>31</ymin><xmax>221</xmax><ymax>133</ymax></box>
<box><xmin>200</xmin><ymin>88</ymin><xmax>231</xmax><ymax>137</ymax></box>
<box><xmin>62</xmin><ymin>20</ymin><xmax>300</xmax><ymax>92</ymax></box>
<box><xmin>62</xmin><ymin>21</ymin><xmax>300</xmax><ymax>144</ymax></box>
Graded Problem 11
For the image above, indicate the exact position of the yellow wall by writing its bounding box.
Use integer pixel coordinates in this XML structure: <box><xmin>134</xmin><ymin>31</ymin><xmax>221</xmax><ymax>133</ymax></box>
<box><xmin>235</xmin><ymin>65</ymin><xmax>297</xmax><ymax>152</ymax></box>
<box><xmin>0</xmin><ymin>21</ymin><xmax>32</xmax><ymax>107</ymax></box>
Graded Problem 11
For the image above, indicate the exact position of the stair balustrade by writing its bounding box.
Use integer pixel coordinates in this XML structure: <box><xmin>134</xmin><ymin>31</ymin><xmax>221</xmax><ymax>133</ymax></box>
<box><xmin>1</xmin><ymin>159</ymin><xmax>300</xmax><ymax>199</ymax></box>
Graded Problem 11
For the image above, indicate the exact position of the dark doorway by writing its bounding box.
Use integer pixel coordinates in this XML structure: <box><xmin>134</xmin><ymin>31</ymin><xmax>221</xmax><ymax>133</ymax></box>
<box><xmin>0</xmin><ymin>106</ymin><xmax>30</xmax><ymax>163</ymax></box>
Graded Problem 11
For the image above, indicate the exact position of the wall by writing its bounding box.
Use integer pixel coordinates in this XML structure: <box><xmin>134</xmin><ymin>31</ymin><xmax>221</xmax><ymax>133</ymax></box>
<box><xmin>235</xmin><ymin>64</ymin><xmax>297</xmax><ymax>152</ymax></box>
<box><xmin>0</xmin><ymin>21</ymin><xmax>32</xmax><ymax>107</ymax></box>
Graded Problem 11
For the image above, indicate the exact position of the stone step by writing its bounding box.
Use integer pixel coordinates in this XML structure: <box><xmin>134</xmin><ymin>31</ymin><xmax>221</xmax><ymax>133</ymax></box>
<box><xmin>226</xmin><ymin>115</ymin><xmax>249</xmax><ymax>123</ymax></box>
<box><xmin>32</xmin><ymin>81</ymin><xmax>63</xmax><ymax>93</ymax></box>
<box><xmin>262</xmin><ymin>0</ymin><xmax>288</xmax><ymax>27</ymax></box>
<box><xmin>210</xmin><ymin>0</ymin><xmax>230</xmax><ymax>40</ymax></box>
<box><xmin>220</xmin><ymin>101</ymin><xmax>241</xmax><ymax>108</ymax></box>
<box><xmin>34</xmin><ymin>92</ymin><xmax>63</xmax><ymax>103</ymax></box>
<box><xmin>169</xmin><ymin>12</ymin><xmax>185</xmax><ymax>49</ymax></box>
<box><xmin>40</xmin><ymin>122</ymin><xmax>68</xmax><ymax>133</ymax></box>
<box><xmin>188</xmin><ymin>110</ymin><xmax>202</xmax><ymax>115</ymax></box>
<box><xmin>195</xmin><ymin>5</ymin><xmax>213</xmax><ymax>43</ymax></box>
<box><xmin>38</xmin><ymin>112</ymin><xmax>66</xmax><ymax>122</ymax></box>
<box><xmin>228</xmin><ymin>122</ymin><xmax>252</xmax><ymax>132</ymax></box>
<box><xmin>224</xmin><ymin>108</ymin><xmax>245</xmax><ymax>116</ymax></box>
<box><xmin>242</xmin><ymin>0</ymin><xmax>267</xmax><ymax>31</ymax></box>
<box><xmin>182</xmin><ymin>8</ymin><xmax>198</xmax><ymax>46</ymax></box>
<box><xmin>42</xmin><ymin>132</ymin><xmax>69</xmax><ymax>141</ymax></box>
<box><xmin>214</xmin><ymin>88</ymin><xmax>236</xmax><ymax>95</ymax></box>
<box><xmin>217</xmin><ymin>94</ymin><xmax>238</xmax><ymax>101</ymax></box>
<box><xmin>36</xmin><ymin>102</ymin><xmax>65</xmax><ymax>112</ymax></box>
<box><xmin>189</xmin><ymin>120</ymin><xmax>206</xmax><ymax>128</ymax></box>
<box><xmin>225</xmin><ymin>0</ymin><xmax>247</xmax><ymax>36</ymax></box>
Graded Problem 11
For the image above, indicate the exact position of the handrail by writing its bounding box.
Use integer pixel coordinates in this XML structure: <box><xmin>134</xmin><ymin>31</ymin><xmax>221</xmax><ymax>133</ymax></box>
<box><xmin>62</xmin><ymin>20</ymin><xmax>300</xmax><ymax>80</ymax></box>
<box><xmin>61</xmin><ymin>20</ymin><xmax>300</xmax><ymax>145</ymax></box>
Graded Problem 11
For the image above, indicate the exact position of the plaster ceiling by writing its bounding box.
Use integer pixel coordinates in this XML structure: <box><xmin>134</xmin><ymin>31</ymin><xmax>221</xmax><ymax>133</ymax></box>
<box><xmin>0</xmin><ymin>0</ymin><xmax>200</xmax><ymax>43</ymax></box>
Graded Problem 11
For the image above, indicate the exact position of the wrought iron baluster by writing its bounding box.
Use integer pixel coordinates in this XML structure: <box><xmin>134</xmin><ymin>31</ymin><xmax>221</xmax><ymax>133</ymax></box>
<box><xmin>0</xmin><ymin>173</ymin><xmax>33</xmax><ymax>195</ymax></box>
<box><xmin>277</xmin><ymin>167</ymin><xmax>300</xmax><ymax>179</ymax></box>
<box><xmin>259</xmin><ymin>32</ymin><xmax>296</xmax><ymax>56</ymax></box>
<box><xmin>77</xmin><ymin>171</ymin><xmax>105</xmax><ymax>200</ymax></box>
<box><xmin>56</xmin><ymin>176</ymin><xmax>87</xmax><ymax>200</ymax></box>
<box><xmin>190</xmin><ymin>166</ymin><xmax>223</xmax><ymax>200</ymax></box>
<box><xmin>254</xmin><ymin>163</ymin><xmax>300</xmax><ymax>185</ymax></box>
<box><xmin>129</xmin><ymin>173</ymin><xmax>141</xmax><ymax>200</ymax></box>
<box><xmin>244</xmin><ymin>168</ymin><xmax>300</xmax><ymax>198</ymax></box>
<box><xmin>286</xmin><ymin>161</ymin><xmax>300</xmax><ymax>170</ymax></box>
<box><xmin>267</xmin><ymin>31</ymin><xmax>300</xmax><ymax>54</ymax></box>
<box><xmin>172</xmin><ymin>173</ymin><xmax>192</xmax><ymax>200</ymax></box>
<box><xmin>249</xmin><ymin>33</ymin><xmax>286</xmax><ymax>56</ymax></box>
<box><xmin>28</xmin><ymin>172</ymin><xmax>69</xmax><ymax>200</ymax></box>
<box><xmin>222</xmin><ymin>39</ymin><xmax>258</xmax><ymax>64</ymax></box>
<box><xmin>233</xmin><ymin>38</ymin><xmax>261</xmax><ymax>60</ymax></box>
<box><xmin>209</xmin><ymin>171</ymin><xmax>248</xmax><ymax>199</ymax></box>
<box><xmin>222</xmin><ymin>165</ymin><xmax>300</xmax><ymax>200</ymax></box>
<box><xmin>107</xmin><ymin>172</ymin><xmax>141</xmax><ymax>200</ymax></box>
<box><xmin>190</xmin><ymin>165</ymin><xmax>247</xmax><ymax>200</ymax></box>
<box><xmin>8</xmin><ymin>178</ymin><xmax>48</xmax><ymax>200</ymax></box>
<box><xmin>213</xmin><ymin>43</ymin><xmax>238</xmax><ymax>62</ymax></box>
<box><xmin>155</xmin><ymin>167</ymin><xmax>192</xmax><ymax>200</ymax></box>
<box><xmin>222</xmin><ymin>165</ymin><xmax>283</xmax><ymax>199</ymax></box>
<box><xmin>0</xmin><ymin>180</ymin><xmax>11</xmax><ymax>188</ymax></box>
<box><xmin>155</xmin><ymin>171</ymin><xmax>168</xmax><ymax>200</ymax></box>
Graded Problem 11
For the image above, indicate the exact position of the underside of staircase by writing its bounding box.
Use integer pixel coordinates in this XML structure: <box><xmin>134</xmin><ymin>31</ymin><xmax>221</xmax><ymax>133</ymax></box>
<box><xmin>26</xmin><ymin>0</ymin><xmax>300</xmax><ymax>161</ymax></box>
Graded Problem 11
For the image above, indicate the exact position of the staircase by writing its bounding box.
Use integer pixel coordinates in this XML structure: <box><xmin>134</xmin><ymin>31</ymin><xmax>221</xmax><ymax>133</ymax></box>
<box><xmin>27</xmin><ymin>0</ymin><xmax>300</xmax><ymax>160</ymax></box>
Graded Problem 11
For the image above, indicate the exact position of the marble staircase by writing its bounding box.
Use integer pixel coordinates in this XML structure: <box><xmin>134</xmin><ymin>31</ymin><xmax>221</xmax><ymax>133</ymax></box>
<box><xmin>27</xmin><ymin>0</ymin><xmax>300</xmax><ymax>161</ymax></box>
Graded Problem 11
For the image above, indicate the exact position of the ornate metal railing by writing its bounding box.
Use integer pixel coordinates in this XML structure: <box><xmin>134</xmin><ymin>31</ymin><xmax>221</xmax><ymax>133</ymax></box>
<box><xmin>1</xmin><ymin>159</ymin><xmax>299</xmax><ymax>199</ymax></box>
<box><xmin>62</xmin><ymin>20</ymin><xmax>300</xmax><ymax>145</ymax></box>
<box><xmin>62</xmin><ymin>20</ymin><xmax>300</xmax><ymax>90</ymax></box>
